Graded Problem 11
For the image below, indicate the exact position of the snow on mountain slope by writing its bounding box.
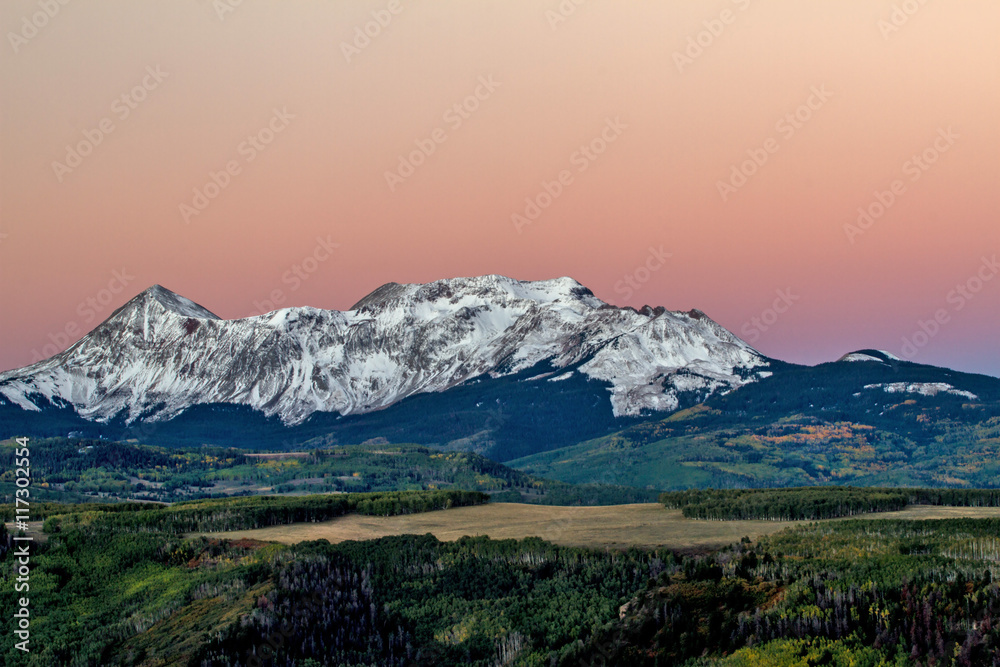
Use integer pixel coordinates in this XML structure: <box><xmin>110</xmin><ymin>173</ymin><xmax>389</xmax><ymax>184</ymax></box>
<box><xmin>837</xmin><ymin>350</ymin><xmax>902</xmax><ymax>364</ymax></box>
<box><xmin>0</xmin><ymin>276</ymin><xmax>767</xmax><ymax>425</ymax></box>
<box><xmin>864</xmin><ymin>382</ymin><xmax>978</xmax><ymax>400</ymax></box>
<box><xmin>840</xmin><ymin>352</ymin><xmax>885</xmax><ymax>363</ymax></box>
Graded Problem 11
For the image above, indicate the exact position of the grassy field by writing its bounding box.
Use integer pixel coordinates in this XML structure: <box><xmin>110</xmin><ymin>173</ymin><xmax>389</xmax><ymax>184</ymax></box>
<box><xmin>190</xmin><ymin>502</ymin><xmax>1000</xmax><ymax>550</ymax></box>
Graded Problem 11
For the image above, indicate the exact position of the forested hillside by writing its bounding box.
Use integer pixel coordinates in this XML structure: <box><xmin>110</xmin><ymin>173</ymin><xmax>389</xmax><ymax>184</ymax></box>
<box><xmin>0</xmin><ymin>437</ymin><xmax>659</xmax><ymax>506</ymax></box>
<box><xmin>3</xmin><ymin>497</ymin><xmax>1000</xmax><ymax>665</ymax></box>
<box><xmin>512</xmin><ymin>403</ymin><xmax>1000</xmax><ymax>490</ymax></box>
<box><xmin>592</xmin><ymin>519</ymin><xmax>1000</xmax><ymax>665</ymax></box>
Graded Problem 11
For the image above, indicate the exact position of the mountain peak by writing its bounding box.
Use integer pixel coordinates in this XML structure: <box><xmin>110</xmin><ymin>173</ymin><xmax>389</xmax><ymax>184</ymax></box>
<box><xmin>136</xmin><ymin>285</ymin><xmax>221</xmax><ymax>320</ymax></box>
<box><xmin>349</xmin><ymin>275</ymin><xmax>602</xmax><ymax>313</ymax></box>
<box><xmin>349</xmin><ymin>282</ymin><xmax>408</xmax><ymax>311</ymax></box>
<box><xmin>836</xmin><ymin>349</ymin><xmax>902</xmax><ymax>364</ymax></box>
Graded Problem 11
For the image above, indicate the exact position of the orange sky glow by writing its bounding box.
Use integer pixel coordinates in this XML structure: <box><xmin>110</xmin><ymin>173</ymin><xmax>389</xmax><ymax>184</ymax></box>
<box><xmin>1</xmin><ymin>0</ymin><xmax>998</xmax><ymax>375</ymax></box>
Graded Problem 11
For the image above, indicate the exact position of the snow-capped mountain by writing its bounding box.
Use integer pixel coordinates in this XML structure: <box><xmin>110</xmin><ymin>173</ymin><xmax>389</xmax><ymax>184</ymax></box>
<box><xmin>0</xmin><ymin>276</ymin><xmax>767</xmax><ymax>426</ymax></box>
<box><xmin>836</xmin><ymin>350</ymin><xmax>902</xmax><ymax>364</ymax></box>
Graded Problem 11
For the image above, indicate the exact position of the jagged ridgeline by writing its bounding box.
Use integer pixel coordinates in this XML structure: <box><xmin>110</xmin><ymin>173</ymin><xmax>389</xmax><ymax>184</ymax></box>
<box><xmin>0</xmin><ymin>276</ymin><xmax>767</xmax><ymax>460</ymax></box>
<box><xmin>660</xmin><ymin>486</ymin><xmax>1000</xmax><ymax>520</ymax></box>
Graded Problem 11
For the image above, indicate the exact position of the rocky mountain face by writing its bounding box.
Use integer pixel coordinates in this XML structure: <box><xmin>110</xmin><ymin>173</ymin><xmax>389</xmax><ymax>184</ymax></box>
<box><xmin>0</xmin><ymin>276</ymin><xmax>768</xmax><ymax>427</ymax></box>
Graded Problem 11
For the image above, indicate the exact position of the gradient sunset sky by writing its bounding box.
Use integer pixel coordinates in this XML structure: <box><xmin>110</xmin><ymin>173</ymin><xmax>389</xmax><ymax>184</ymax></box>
<box><xmin>1</xmin><ymin>0</ymin><xmax>998</xmax><ymax>376</ymax></box>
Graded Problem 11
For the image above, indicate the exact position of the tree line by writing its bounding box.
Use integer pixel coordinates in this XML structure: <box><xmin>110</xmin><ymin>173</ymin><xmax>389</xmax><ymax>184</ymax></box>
<box><xmin>44</xmin><ymin>489</ymin><xmax>489</xmax><ymax>534</ymax></box>
<box><xmin>659</xmin><ymin>486</ymin><xmax>1000</xmax><ymax>520</ymax></box>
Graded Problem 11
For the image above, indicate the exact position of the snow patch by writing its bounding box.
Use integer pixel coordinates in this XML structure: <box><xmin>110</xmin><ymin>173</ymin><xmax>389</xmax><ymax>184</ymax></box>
<box><xmin>864</xmin><ymin>382</ymin><xmax>977</xmax><ymax>400</ymax></box>
<box><xmin>841</xmin><ymin>353</ymin><xmax>885</xmax><ymax>363</ymax></box>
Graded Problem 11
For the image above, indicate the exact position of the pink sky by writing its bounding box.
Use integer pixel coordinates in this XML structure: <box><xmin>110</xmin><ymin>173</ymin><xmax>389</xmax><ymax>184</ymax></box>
<box><xmin>1</xmin><ymin>0</ymin><xmax>998</xmax><ymax>376</ymax></box>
